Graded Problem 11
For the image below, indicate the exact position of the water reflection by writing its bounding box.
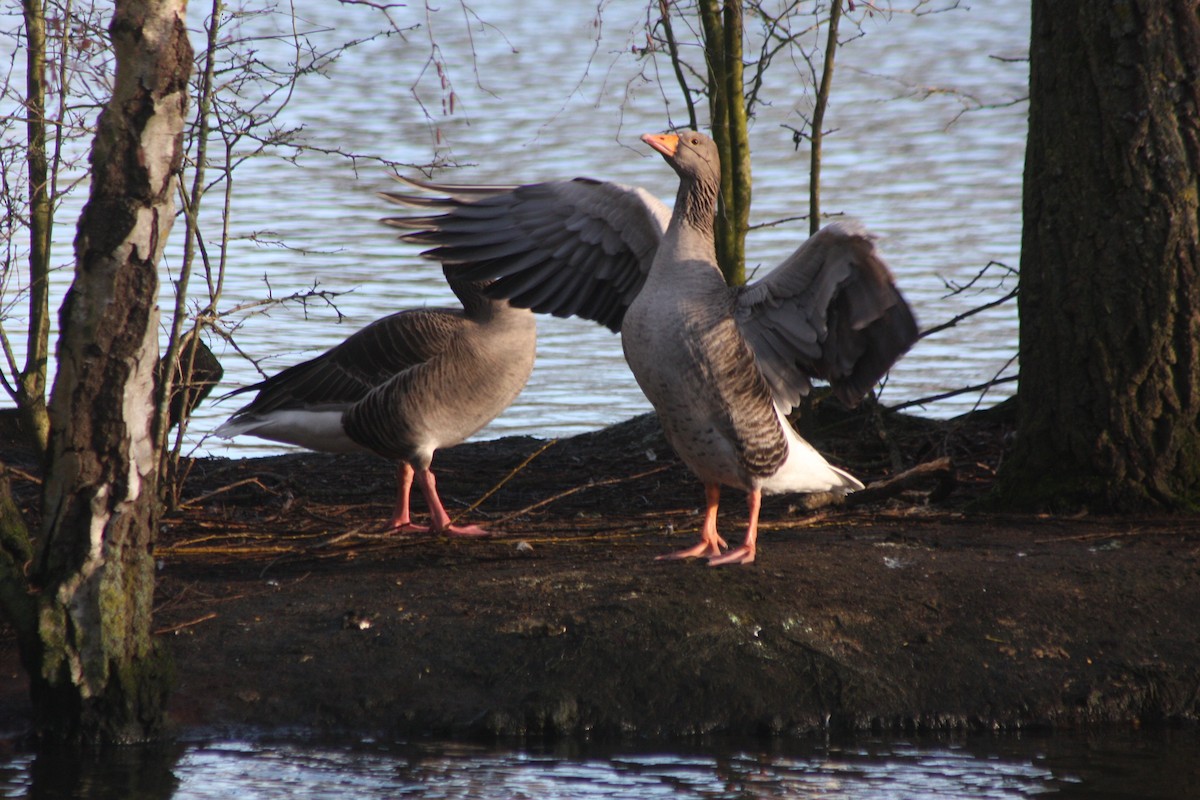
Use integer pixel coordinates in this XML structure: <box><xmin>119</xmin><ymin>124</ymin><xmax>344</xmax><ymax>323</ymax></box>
<box><xmin>4</xmin><ymin>731</ymin><xmax>1199</xmax><ymax>799</ymax></box>
<box><xmin>14</xmin><ymin>741</ymin><xmax>183</xmax><ymax>800</ymax></box>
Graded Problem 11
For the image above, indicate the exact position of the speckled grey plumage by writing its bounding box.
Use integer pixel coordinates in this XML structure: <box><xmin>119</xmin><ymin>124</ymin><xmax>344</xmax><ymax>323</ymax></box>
<box><xmin>380</xmin><ymin>130</ymin><xmax>918</xmax><ymax>560</ymax></box>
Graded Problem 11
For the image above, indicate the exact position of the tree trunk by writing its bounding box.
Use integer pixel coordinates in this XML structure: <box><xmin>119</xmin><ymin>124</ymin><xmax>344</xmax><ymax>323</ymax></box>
<box><xmin>18</xmin><ymin>0</ymin><xmax>52</xmax><ymax>455</ymax></box>
<box><xmin>996</xmin><ymin>1</ymin><xmax>1200</xmax><ymax>511</ymax></box>
<box><xmin>808</xmin><ymin>0</ymin><xmax>842</xmax><ymax>236</ymax></box>
<box><xmin>698</xmin><ymin>0</ymin><xmax>749</xmax><ymax>286</ymax></box>
<box><xmin>30</xmin><ymin>0</ymin><xmax>192</xmax><ymax>745</ymax></box>
<box><xmin>0</xmin><ymin>471</ymin><xmax>37</xmax><ymax>675</ymax></box>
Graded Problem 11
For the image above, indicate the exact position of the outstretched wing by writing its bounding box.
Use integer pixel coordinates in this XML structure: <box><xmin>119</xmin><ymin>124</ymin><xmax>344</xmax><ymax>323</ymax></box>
<box><xmin>736</xmin><ymin>221</ymin><xmax>918</xmax><ymax>409</ymax></box>
<box><xmin>381</xmin><ymin>176</ymin><xmax>671</xmax><ymax>332</ymax></box>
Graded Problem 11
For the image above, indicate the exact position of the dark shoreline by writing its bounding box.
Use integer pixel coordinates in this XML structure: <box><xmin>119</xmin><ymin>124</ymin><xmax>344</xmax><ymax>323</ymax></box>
<box><xmin>3</xmin><ymin>411</ymin><xmax>1199</xmax><ymax>740</ymax></box>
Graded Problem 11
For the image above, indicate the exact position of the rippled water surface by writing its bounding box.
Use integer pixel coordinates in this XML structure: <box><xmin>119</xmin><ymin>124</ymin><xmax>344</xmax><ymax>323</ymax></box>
<box><xmin>3</xmin><ymin>0</ymin><xmax>1029</xmax><ymax>457</ymax></box>
<box><xmin>3</xmin><ymin>731</ymin><xmax>1198</xmax><ymax>799</ymax></box>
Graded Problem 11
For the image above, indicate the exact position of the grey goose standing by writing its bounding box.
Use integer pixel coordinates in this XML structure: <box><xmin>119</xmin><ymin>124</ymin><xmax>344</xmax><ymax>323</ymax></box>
<box><xmin>215</xmin><ymin>274</ymin><xmax>536</xmax><ymax>536</ymax></box>
<box><xmin>382</xmin><ymin>130</ymin><xmax>918</xmax><ymax>564</ymax></box>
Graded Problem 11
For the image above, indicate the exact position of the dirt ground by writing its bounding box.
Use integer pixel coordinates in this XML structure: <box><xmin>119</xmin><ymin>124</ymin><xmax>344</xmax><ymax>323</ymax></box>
<box><xmin>2</xmin><ymin>402</ymin><xmax>1199</xmax><ymax>740</ymax></box>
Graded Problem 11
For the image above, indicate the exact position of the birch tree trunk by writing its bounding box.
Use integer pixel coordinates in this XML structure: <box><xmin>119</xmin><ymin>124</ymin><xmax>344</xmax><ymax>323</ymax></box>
<box><xmin>996</xmin><ymin>1</ymin><xmax>1200</xmax><ymax>510</ymax></box>
<box><xmin>29</xmin><ymin>0</ymin><xmax>192</xmax><ymax>744</ymax></box>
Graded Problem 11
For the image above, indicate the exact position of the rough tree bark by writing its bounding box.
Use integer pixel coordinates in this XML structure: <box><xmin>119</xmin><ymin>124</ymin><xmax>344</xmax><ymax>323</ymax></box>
<box><xmin>28</xmin><ymin>0</ymin><xmax>192</xmax><ymax>744</ymax></box>
<box><xmin>996</xmin><ymin>1</ymin><xmax>1200</xmax><ymax>510</ymax></box>
<box><xmin>698</xmin><ymin>0</ymin><xmax>749</xmax><ymax>286</ymax></box>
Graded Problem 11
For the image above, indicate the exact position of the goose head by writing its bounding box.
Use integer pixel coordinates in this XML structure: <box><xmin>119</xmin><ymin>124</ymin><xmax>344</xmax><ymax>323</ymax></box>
<box><xmin>641</xmin><ymin>130</ymin><xmax>721</xmax><ymax>188</ymax></box>
<box><xmin>642</xmin><ymin>130</ymin><xmax>722</xmax><ymax>232</ymax></box>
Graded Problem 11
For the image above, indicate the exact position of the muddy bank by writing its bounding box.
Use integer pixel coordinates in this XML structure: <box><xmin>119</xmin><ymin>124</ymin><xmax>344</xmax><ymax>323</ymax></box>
<box><xmin>2</xmin><ymin>409</ymin><xmax>1199</xmax><ymax>739</ymax></box>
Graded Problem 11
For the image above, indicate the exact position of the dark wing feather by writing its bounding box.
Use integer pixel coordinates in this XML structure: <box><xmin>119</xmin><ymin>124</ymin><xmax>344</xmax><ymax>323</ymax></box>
<box><xmin>381</xmin><ymin>176</ymin><xmax>670</xmax><ymax>332</ymax></box>
<box><xmin>223</xmin><ymin>308</ymin><xmax>464</xmax><ymax>416</ymax></box>
<box><xmin>736</xmin><ymin>221</ymin><xmax>918</xmax><ymax>409</ymax></box>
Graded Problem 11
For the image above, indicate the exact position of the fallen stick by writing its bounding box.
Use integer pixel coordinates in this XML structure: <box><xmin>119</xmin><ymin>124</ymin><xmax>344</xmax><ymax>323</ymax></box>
<box><xmin>848</xmin><ymin>456</ymin><xmax>955</xmax><ymax>506</ymax></box>
<box><xmin>449</xmin><ymin>438</ymin><xmax>559</xmax><ymax>526</ymax></box>
<box><xmin>177</xmin><ymin>477</ymin><xmax>277</xmax><ymax>509</ymax></box>
<box><xmin>796</xmin><ymin>456</ymin><xmax>955</xmax><ymax>510</ymax></box>
<box><xmin>153</xmin><ymin>612</ymin><xmax>218</xmax><ymax>636</ymax></box>
<box><xmin>490</xmin><ymin>464</ymin><xmax>674</xmax><ymax>526</ymax></box>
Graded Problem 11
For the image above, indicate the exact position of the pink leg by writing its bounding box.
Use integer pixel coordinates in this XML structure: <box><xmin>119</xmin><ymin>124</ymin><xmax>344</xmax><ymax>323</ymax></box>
<box><xmin>388</xmin><ymin>462</ymin><xmax>424</xmax><ymax>532</ymax></box>
<box><xmin>656</xmin><ymin>483</ymin><xmax>729</xmax><ymax>560</ymax></box>
<box><xmin>707</xmin><ymin>489</ymin><xmax>760</xmax><ymax>566</ymax></box>
<box><xmin>413</xmin><ymin>467</ymin><xmax>490</xmax><ymax>538</ymax></box>
<box><xmin>387</xmin><ymin>463</ymin><xmax>488</xmax><ymax>537</ymax></box>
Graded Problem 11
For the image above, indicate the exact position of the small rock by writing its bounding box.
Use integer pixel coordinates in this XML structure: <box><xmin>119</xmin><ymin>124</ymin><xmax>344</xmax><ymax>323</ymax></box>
<box><xmin>342</xmin><ymin>611</ymin><xmax>374</xmax><ymax>630</ymax></box>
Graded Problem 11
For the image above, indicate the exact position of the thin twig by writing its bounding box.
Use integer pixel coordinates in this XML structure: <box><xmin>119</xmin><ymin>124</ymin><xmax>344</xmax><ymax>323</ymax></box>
<box><xmin>919</xmin><ymin>286</ymin><xmax>1018</xmax><ymax>340</ymax></box>
<box><xmin>159</xmin><ymin>544</ymin><xmax>298</xmax><ymax>558</ymax></box>
<box><xmin>658</xmin><ymin>0</ymin><xmax>699</xmax><ymax>130</ymax></box>
<box><xmin>176</xmin><ymin>477</ymin><xmax>277</xmax><ymax>509</ymax></box>
<box><xmin>889</xmin><ymin>374</ymin><xmax>1017</xmax><ymax>412</ymax></box>
<box><xmin>490</xmin><ymin>465</ymin><xmax>674</xmax><ymax>526</ymax></box>
<box><xmin>1</xmin><ymin>465</ymin><xmax>42</xmax><ymax>485</ymax></box>
<box><xmin>809</xmin><ymin>0</ymin><xmax>843</xmax><ymax>234</ymax></box>
<box><xmin>153</xmin><ymin>612</ymin><xmax>218</xmax><ymax>636</ymax></box>
<box><xmin>449</xmin><ymin>438</ymin><xmax>558</xmax><ymax>525</ymax></box>
<box><xmin>1033</xmin><ymin>529</ymin><xmax>1172</xmax><ymax>545</ymax></box>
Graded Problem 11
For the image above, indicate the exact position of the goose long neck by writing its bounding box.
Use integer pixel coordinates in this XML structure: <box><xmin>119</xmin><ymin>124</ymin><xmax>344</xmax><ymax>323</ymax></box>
<box><xmin>671</xmin><ymin>171</ymin><xmax>719</xmax><ymax>245</ymax></box>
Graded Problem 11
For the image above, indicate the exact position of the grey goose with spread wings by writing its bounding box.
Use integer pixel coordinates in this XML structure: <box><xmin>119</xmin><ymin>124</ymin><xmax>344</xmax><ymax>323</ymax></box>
<box><xmin>382</xmin><ymin>130</ymin><xmax>917</xmax><ymax>564</ymax></box>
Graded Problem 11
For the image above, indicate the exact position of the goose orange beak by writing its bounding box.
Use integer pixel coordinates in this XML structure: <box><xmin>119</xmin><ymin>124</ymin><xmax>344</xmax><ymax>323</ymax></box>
<box><xmin>641</xmin><ymin>132</ymin><xmax>679</xmax><ymax>157</ymax></box>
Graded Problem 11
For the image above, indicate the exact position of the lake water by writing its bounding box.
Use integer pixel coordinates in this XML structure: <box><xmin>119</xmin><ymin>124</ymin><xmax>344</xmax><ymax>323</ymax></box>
<box><xmin>192</xmin><ymin>0</ymin><xmax>1027</xmax><ymax>458</ymax></box>
<box><xmin>2</xmin><ymin>729</ymin><xmax>1198</xmax><ymax>799</ymax></box>
<box><xmin>3</xmin><ymin>0</ymin><xmax>1028</xmax><ymax>457</ymax></box>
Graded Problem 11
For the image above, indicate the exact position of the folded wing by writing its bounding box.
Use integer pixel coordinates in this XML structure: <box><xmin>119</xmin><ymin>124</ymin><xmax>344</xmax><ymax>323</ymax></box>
<box><xmin>221</xmin><ymin>308</ymin><xmax>463</xmax><ymax>416</ymax></box>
